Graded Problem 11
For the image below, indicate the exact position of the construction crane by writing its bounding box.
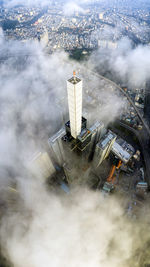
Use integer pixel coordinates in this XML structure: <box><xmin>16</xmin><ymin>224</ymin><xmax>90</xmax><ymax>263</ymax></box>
<box><xmin>107</xmin><ymin>165</ymin><xmax>116</xmax><ymax>183</ymax></box>
<box><xmin>107</xmin><ymin>160</ymin><xmax>122</xmax><ymax>183</ymax></box>
<box><xmin>102</xmin><ymin>160</ymin><xmax>122</xmax><ymax>194</ymax></box>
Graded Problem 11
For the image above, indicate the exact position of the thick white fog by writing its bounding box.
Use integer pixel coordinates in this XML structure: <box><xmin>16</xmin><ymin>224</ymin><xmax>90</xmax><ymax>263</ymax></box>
<box><xmin>90</xmin><ymin>37</ymin><xmax>150</xmax><ymax>88</ymax></box>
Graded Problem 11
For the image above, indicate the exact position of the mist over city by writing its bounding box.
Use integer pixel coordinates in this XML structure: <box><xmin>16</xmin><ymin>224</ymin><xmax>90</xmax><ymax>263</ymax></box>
<box><xmin>0</xmin><ymin>0</ymin><xmax>150</xmax><ymax>266</ymax></box>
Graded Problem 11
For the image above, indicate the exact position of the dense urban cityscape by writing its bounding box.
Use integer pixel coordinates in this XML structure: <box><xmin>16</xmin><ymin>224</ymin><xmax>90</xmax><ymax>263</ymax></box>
<box><xmin>1</xmin><ymin>1</ymin><xmax>150</xmax><ymax>53</ymax></box>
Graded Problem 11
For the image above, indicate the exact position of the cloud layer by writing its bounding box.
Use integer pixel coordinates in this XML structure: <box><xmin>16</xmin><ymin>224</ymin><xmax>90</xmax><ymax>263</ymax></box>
<box><xmin>1</xmin><ymin>0</ymin><xmax>149</xmax><ymax>8</ymax></box>
<box><xmin>90</xmin><ymin>37</ymin><xmax>150</xmax><ymax>88</ymax></box>
<box><xmin>0</xmin><ymin>185</ymin><xmax>137</xmax><ymax>267</ymax></box>
<box><xmin>0</xmin><ymin>27</ymin><xmax>150</xmax><ymax>267</ymax></box>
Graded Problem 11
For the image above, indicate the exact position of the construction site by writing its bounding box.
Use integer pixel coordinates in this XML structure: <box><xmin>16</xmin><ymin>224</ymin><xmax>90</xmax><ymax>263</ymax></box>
<box><xmin>28</xmin><ymin>71</ymin><xmax>149</xmax><ymax>219</ymax></box>
<box><xmin>0</xmin><ymin>70</ymin><xmax>150</xmax><ymax>267</ymax></box>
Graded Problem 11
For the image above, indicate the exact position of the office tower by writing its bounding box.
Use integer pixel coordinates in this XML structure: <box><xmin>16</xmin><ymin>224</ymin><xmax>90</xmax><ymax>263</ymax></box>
<box><xmin>94</xmin><ymin>130</ymin><xmax>117</xmax><ymax>167</ymax></box>
<box><xmin>88</xmin><ymin>121</ymin><xmax>106</xmax><ymax>160</ymax></box>
<box><xmin>29</xmin><ymin>151</ymin><xmax>55</xmax><ymax>179</ymax></box>
<box><xmin>48</xmin><ymin>128</ymin><xmax>66</xmax><ymax>166</ymax></box>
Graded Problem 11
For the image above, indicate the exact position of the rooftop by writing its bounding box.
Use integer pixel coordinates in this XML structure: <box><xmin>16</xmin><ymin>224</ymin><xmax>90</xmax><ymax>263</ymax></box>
<box><xmin>89</xmin><ymin>121</ymin><xmax>104</xmax><ymax>132</ymax></box>
<box><xmin>77</xmin><ymin>128</ymin><xmax>91</xmax><ymax>142</ymax></box>
<box><xmin>48</xmin><ymin>128</ymin><xmax>66</xmax><ymax>144</ymax></box>
<box><xmin>98</xmin><ymin>131</ymin><xmax>116</xmax><ymax>149</ymax></box>
<box><xmin>111</xmin><ymin>138</ymin><xmax>135</xmax><ymax>163</ymax></box>
<box><xmin>68</xmin><ymin>76</ymin><xmax>81</xmax><ymax>85</ymax></box>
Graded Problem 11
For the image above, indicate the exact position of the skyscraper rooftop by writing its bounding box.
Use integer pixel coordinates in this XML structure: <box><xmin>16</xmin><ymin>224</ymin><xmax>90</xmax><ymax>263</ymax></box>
<box><xmin>68</xmin><ymin>76</ymin><xmax>81</xmax><ymax>84</ymax></box>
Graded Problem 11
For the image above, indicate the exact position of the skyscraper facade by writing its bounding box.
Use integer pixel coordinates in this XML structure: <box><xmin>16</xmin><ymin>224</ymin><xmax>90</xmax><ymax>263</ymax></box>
<box><xmin>67</xmin><ymin>71</ymin><xmax>82</xmax><ymax>139</ymax></box>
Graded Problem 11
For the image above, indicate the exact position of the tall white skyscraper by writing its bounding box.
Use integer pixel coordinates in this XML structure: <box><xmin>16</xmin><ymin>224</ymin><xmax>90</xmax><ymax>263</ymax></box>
<box><xmin>67</xmin><ymin>71</ymin><xmax>82</xmax><ymax>139</ymax></box>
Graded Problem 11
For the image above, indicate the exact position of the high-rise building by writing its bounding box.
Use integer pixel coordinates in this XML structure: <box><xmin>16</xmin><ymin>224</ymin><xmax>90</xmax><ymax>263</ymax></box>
<box><xmin>67</xmin><ymin>71</ymin><xmax>82</xmax><ymax>139</ymax></box>
<box><xmin>29</xmin><ymin>151</ymin><xmax>55</xmax><ymax>179</ymax></box>
<box><xmin>94</xmin><ymin>131</ymin><xmax>117</xmax><ymax>167</ymax></box>
<box><xmin>48</xmin><ymin>128</ymin><xmax>66</xmax><ymax>166</ymax></box>
<box><xmin>63</xmin><ymin>73</ymin><xmax>91</xmax><ymax>153</ymax></box>
<box><xmin>88</xmin><ymin>121</ymin><xmax>106</xmax><ymax>160</ymax></box>
<box><xmin>89</xmin><ymin>121</ymin><xmax>105</xmax><ymax>144</ymax></box>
